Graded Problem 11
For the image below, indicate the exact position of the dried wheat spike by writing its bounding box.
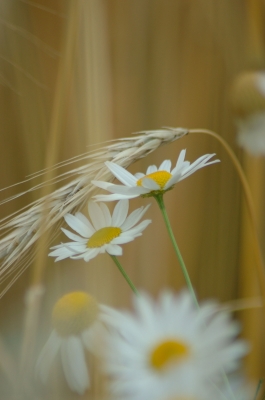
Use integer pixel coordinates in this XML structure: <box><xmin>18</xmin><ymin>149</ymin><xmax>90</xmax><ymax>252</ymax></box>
<box><xmin>0</xmin><ymin>127</ymin><xmax>187</xmax><ymax>296</ymax></box>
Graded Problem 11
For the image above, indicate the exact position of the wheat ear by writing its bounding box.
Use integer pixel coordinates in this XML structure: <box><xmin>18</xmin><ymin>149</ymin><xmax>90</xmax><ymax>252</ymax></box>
<box><xmin>0</xmin><ymin>128</ymin><xmax>187</xmax><ymax>297</ymax></box>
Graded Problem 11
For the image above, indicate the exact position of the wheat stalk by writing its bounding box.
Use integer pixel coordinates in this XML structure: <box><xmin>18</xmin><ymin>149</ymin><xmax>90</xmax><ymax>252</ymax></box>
<box><xmin>0</xmin><ymin>128</ymin><xmax>187</xmax><ymax>297</ymax></box>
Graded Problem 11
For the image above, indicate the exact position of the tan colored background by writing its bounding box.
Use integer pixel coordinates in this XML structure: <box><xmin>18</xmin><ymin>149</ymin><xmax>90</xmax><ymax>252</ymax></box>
<box><xmin>0</xmin><ymin>0</ymin><xmax>264</xmax><ymax>398</ymax></box>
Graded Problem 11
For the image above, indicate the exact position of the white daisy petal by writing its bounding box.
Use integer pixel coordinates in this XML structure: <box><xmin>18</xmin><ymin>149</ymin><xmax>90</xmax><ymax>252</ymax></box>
<box><xmin>69</xmin><ymin>253</ymin><xmax>86</xmax><ymax>260</ymax></box>
<box><xmin>146</xmin><ymin>165</ymin><xmax>157</xmax><ymax>174</ymax></box>
<box><xmin>98</xmin><ymin>305</ymin><xmax>125</xmax><ymax>330</ymax></box>
<box><xmin>105</xmin><ymin>161</ymin><xmax>138</xmax><ymax>186</ymax></box>
<box><xmin>141</xmin><ymin>178</ymin><xmax>160</xmax><ymax>190</ymax></box>
<box><xmin>164</xmin><ymin>171</ymin><xmax>183</xmax><ymax>188</ymax></box>
<box><xmin>111</xmin><ymin>235</ymin><xmax>135</xmax><ymax>244</ymax></box>
<box><xmin>65</xmin><ymin>242</ymin><xmax>87</xmax><ymax>253</ymax></box>
<box><xmin>82</xmin><ymin>249</ymin><xmax>100</xmax><ymax>261</ymax></box>
<box><xmin>91</xmin><ymin>180</ymin><xmax>113</xmax><ymax>190</ymax></box>
<box><xmin>99</xmin><ymin>202</ymin><xmax>112</xmax><ymax>226</ymax></box>
<box><xmin>181</xmin><ymin>154</ymin><xmax>218</xmax><ymax>176</ymax></box>
<box><xmin>64</xmin><ymin>214</ymin><xmax>92</xmax><ymax>237</ymax></box>
<box><xmin>81</xmin><ymin>320</ymin><xmax>104</xmax><ymax>352</ymax></box>
<box><xmin>179</xmin><ymin>161</ymin><xmax>219</xmax><ymax>181</ymax></box>
<box><xmin>106</xmin><ymin>243</ymin><xmax>123</xmax><ymax>256</ymax></box>
<box><xmin>36</xmin><ymin>330</ymin><xmax>61</xmax><ymax>383</ymax></box>
<box><xmin>120</xmin><ymin>204</ymin><xmax>150</xmax><ymax>230</ymax></box>
<box><xmin>61</xmin><ymin>228</ymin><xmax>86</xmax><ymax>243</ymax></box>
<box><xmin>134</xmin><ymin>172</ymin><xmax>145</xmax><ymax>179</ymax></box>
<box><xmin>61</xmin><ymin>336</ymin><xmax>89</xmax><ymax>395</ymax></box>
<box><xmin>97</xmin><ymin>184</ymin><xmax>147</xmax><ymax>196</ymax></box>
<box><xmin>171</xmin><ymin>160</ymin><xmax>190</xmax><ymax>175</ymax></box>
<box><xmin>94</xmin><ymin>193</ymin><xmax>136</xmax><ymax>202</ymax></box>
<box><xmin>112</xmin><ymin>200</ymin><xmax>129</xmax><ymax>226</ymax></box>
<box><xmin>159</xmin><ymin>159</ymin><xmax>171</xmax><ymax>171</ymax></box>
<box><xmin>133</xmin><ymin>291</ymin><xmax>157</xmax><ymax>326</ymax></box>
<box><xmin>125</xmin><ymin>219</ymin><xmax>151</xmax><ymax>236</ymax></box>
<box><xmin>69</xmin><ymin>253</ymin><xmax>88</xmax><ymax>261</ymax></box>
<box><xmin>88</xmin><ymin>201</ymin><xmax>105</xmax><ymax>230</ymax></box>
<box><xmin>175</xmin><ymin>149</ymin><xmax>187</xmax><ymax>168</ymax></box>
<box><xmin>49</xmin><ymin>245</ymin><xmax>77</xmax><ymax>261</ymax></box>
<box><xmin>74</xmin><ymin>212</ymin><xmax>95</xmax><ymax>234</ymax></box>
<box><xmin>52</xmin><ymin>254</ymin><xmax>70</xmax><ymax>262</ymax></box>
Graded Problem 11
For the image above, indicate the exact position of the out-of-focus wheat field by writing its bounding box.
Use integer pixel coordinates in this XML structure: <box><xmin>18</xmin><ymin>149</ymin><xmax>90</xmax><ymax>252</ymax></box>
<box><xmin>0</xmin><ymin>1</ymin><xmax>264</xmax><ymax>399</ymax></box>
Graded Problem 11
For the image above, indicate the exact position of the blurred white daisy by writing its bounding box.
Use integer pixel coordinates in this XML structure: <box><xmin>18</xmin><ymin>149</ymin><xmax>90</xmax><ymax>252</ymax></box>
<box><xmin>36</xmin><ymin>291</ymin><xmax>107</xmax><ymax>395</ymax></box>
<box><xmin>102</xmin><ymin>290</ymin><xmax>248</xmax><ymax>400</ymax></box>
<box><xmin>231</xmin><ymin>70</ymin><xmax>265</xmax><ymax>155</ymax></box>
<box><xmin>49</xmin><ymin>199</ymin><xmax>151</xmax><ymax>262</ymax></box>
<box><xmin>92</xmin><ymin>150</ymin><xmax>219</xmax><ymax>201</ymax></box>
<box><xmin>236</xmin><ymin>113</ymin><xmax>265</xmax><ymax>155</ymax></box>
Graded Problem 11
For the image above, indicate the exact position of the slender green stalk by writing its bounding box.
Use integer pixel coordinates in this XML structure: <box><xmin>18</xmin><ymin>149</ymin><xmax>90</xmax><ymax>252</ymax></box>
<box><xmin>154</xmin><ymin>194</ymin><xmax>199</xmax><ymax>308</ymax></box>
<box><xmin>221</xmin><ymin>371</ymin><xmax>237</xmax><ymax>400</ymax></box>
<box><xmin>154</xmin><ymin>193</ymin><xmax>236</xmax><ymax>400</ymax></box>
<box><xmin>110</xmin><ymin>255</ymin><xmax>139</xmax><ymax>296</ymax></box>
<box><xmin>253</xmin><ymin>378</ymin><xmax>264</xmax><ymax>400</ymax></box>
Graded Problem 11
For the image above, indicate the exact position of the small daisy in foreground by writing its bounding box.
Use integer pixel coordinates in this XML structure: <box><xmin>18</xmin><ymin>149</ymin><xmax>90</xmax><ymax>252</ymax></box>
<box><xmin>36</xmin><ymin>291</ymin><xmax>106</xmax><ymax>395</ymax></box>
<box><xmin>49</xmin><ymin>199</ymin><xmax>151</xmax><ymax>262</ymax></box>
<box><xmin>101</xmin><ymin>291</ymin><xmax>248</xmax><ymax>400</ymax></box>
<box><xmin>92</xmin><ymin>150</ymin><xmax>219</xmax><ymax>201</ymax></box>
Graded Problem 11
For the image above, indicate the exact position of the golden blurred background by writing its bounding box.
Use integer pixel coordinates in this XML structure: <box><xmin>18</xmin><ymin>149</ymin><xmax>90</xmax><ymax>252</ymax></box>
<box><xmin>0</xmin><ymin>0</ymin><xmax>264</xmax><ymax>398</ymax></box>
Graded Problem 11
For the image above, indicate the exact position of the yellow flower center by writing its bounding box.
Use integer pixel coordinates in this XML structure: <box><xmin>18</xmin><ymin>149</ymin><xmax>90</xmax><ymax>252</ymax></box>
<box><xmin>150</xmin><ymin>339</ymin><xmax>190</xmax><ymax>370</ymax></box>
<box><xmin>137</xmin><ymin>171</ymin><xmax>172</xmax><ymax>189</ymax></box>
<box><xmin>52</xmin><ymin>292</ymin><xmax>99</xmax><ymax>336</ymax></box>
<box><xmin>87</xmin><ymin>227</ymin><xmax>122</xmax><ymax>248</ymax></box>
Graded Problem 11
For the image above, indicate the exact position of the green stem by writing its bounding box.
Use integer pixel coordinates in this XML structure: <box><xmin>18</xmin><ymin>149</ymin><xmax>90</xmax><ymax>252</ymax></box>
<box><xmin>155</xmin><ymin>194</ymin><xmax>199</xmax><ymax>308</ymax></box>
<box><xmin>221</xmin><ymin>371</ymin><xmax>237</xmax><ymax>400</ymax></box>
<box><xmin>253</xmin><ymin>378</ymin><xmax>264</xmax><ymax>400</ymax></box>
<box><xmin>110</xmin><ymin>255</ymin><xmax>139</xmax><ymax>296</ymax></box>
<box><xmin>155</xmin><ymin>193</ymin><xmax>236</xmax><ymax>400</ymax></box>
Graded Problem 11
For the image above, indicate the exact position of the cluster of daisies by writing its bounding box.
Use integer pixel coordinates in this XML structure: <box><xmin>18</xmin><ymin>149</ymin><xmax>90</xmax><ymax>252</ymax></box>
<box><xmin>49</xmin><ymin>149</ymin><xmax>219</xmax><ymax>262</ymax></box>
<box><xmin>36</xmin><ymin>150</ymin><xmax>251</xmax><ymax>399</ymax></box>
<box><xmin>36</xmin><ymin>290</ymin><xmax>248</xmax><ymax>399</ymax></box>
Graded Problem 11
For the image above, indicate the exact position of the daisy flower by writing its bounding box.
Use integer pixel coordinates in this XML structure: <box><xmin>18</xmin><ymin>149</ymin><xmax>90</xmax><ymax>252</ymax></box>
<box><xmin>92</xmin><ymin>149</ymin><xmax>219</xmax><ymax>201</ymax></box>
<box><xmin>49</xmin><ymin>199</ymin><xmax>151</xmax><ymax>262</ymax></box>
<box><xmin>101</xmin><ymin>290</ymin><xmax>248</xmax><ymax>400</ymax></box>
<box><xmin>36</xmin><ymin>291</ymin><xmax>107</xmax><ymax>395</ymax></box>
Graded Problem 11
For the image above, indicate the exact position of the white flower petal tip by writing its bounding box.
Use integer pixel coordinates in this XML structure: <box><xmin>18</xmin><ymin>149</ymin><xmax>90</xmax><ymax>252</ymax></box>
<box><xmin>92</xmin><ymin>151</ymin><xmax>220</xmax><ymax>201</ymax></box>
<box><xmin>49</xmin><ymin>200</ymin><xmax>151</xmax><ymax>262</ymax></box>
<box><xmin>36</xmin><ymin>291</ymin><xmax>116</xmax><ymax>394</ymax></box>
<box><xmin>101</xmin><ymin>290</ymin><xmax>248</xmax><ymax>400</ymax></box>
